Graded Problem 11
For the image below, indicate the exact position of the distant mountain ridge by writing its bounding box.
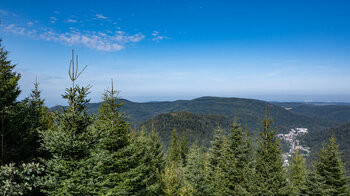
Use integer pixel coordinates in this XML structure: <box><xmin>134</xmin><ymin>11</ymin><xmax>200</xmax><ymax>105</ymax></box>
<box><xmin>272</xmin><ymin>102</ymin><xmax>350</xmax><ymax>124</ymax></box>
<box><xmin>51</xmin><ymin>96</ymin><xmax>335</xmax><ymax>134</ymax></box>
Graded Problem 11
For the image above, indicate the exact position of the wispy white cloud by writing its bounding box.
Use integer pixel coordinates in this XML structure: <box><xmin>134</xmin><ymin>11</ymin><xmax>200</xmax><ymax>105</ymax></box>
<box><xmin>152</xmin><ymin>31</ymin><xmax>168</xmax><ymax>42</ymax></box>
<box><xmin>0</xmin><ymin>9</ymin><xmax>8</xmax><ymax>15</ymax></box>
<box><xmin>49</xmin><ymin>16</ymin><xmax>57</xmax><ymax>23</ymax></box>
<box><xmin>66</xmin><ymin>18</ymin><xmax>77</xmax><ymax>23</ymax></box>
<box><xmin>5</xmin><ymin>24</ymin><xmax>37</xmax><ymax>36</ymax></box>
<box><xmin>0</xmin><ymin>11</ymin><xmax>152</xmax><ymax>51</ymax></box>
<box><xmin>27</xmin><ymin>21</ymin><xmax>34</xmax><ymax>27</ymax></box>
<box><xmin>4</xmin><ymin>24</ymin><xmax>145</xmax><ymax>51</ymax></box>
<box><xmin>95</xmin><ymin>14</ymin><xmax>108</xmax><ymax>19</ymax></box>
<box><xmin>54</xmin><ymin>10</ymin><xmax>60</xmax><ymax>14</ymax></box>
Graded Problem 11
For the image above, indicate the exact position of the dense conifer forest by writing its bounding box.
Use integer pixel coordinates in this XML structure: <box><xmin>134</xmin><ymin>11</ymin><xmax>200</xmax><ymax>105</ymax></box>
<box><xmin>1</xmin><ymin>41</ymin><xmax>349</xmax><ymax>195</ymax></box>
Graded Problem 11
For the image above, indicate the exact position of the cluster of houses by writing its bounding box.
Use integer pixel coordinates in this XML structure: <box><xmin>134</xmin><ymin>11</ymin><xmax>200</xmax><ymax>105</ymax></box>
<box><xmin>277</xmin><ymin>128</ymin><xmax>310</xmax><ymax>166</ymax></box>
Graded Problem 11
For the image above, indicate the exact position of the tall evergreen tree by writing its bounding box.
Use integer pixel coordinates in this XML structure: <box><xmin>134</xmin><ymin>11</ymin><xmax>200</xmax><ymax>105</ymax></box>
<box><xmin>40</xmin><ymin>50</ymin><xmax>94</xmax><ymax>195</ymax></box>
<box><xmin>162</xmin><ymin>128</ymin><xmax>184</xmax><ymax>195</ymax></box>
<box><xmin>222</xmin><ymin>121</ymin><xmax>253</xmax><ymax>195</ymax></box>
<box><xmin>183</xmin><ymin>142</ymin><xmax>211</xmax><ymax>196</ymax></box>
<box><xmin>20</xmin><ymin>79</ymin><xmax>53</xmax><ymax>162</ymax></box>
<box><xmin>160</xmin><ymin>163</ymin><xmax>183</xmax><ymax>196</ymax></box>
<box><xmin>128</xmin><ymin>127</ymin><xmax>154</xmax><ymax>195</ymax></box>
<box><xmin>208</xmin><ymin>129</ymin><xmax>227</xmax><ymax>171</ymax></box>
<box><xmin>314</xmin><ymin>134</ymin><xmax>349</xmax><ymax>195</ymax></box>
<box><xmin>0</xmin><ymin>39</ymin><xmax>20</xmax><ymax>109</ymax></box>
<box><xmin>0</xmin><ymin>39</ymin><xmax>21</xmax><ymax>164</ymax></box>
<box><xmin>0</xmin><ymin>40</ymin><xmax>48</xmax><ymax>195</ymax></box>
<box><xmin>90</xmin><ymin>80</ymin><xmax>147</xmax><ymax>195</ymax></box>
<box><xmin>146</xmin><ymin>124</ymin><xmax>166</xmax><ymax>195</ymax></box>
<box><xmin>255</xmin><ymin>106</ymin><xmax>289</xmax><ymax>195</ymax></box>
<box><xmin>125</xmin><ymin>126</ymin><xmax>166</xmax><ymax>195</ymax></box>
<box><xmin>300</xmin><ymin>171</ymin><xmax>326</xmax><ymax>196</ymax></box>
<box><xmin>92</xmin><ymin>81</ymin><xmax>129</xmax><ymax>152</ymax></box>
<box><xmin>168</xmin><ymin>128</ymin><xmax>181</xmax><ymax>164</ymax></box>
<box><xmin>207</xmin><ymin>129</ymin><xmax>229</xmax><ymax>195</ymax></box>
<box><xmin>0</xmin><ymin>40</ymin><xmax>50</xmax><ymax>164</ymax></box>
<box><xmin>289</xmin><ymin>150</ymin><xmax>307</xmax><ymax>195</ymax></box>
<box><xmin>180</xmin><ymin>131</ymin><xmax>189</xmax><ymax>166</ymax></box>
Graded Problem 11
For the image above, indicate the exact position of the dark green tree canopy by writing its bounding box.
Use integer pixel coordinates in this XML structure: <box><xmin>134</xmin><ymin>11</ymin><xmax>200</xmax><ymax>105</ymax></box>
<box><xmin>0</xmin><ymin>40</ymin><xmax>21</xmax><ymax>109</ymax></box>
<box><xmin>314</xmin><ymin>134</ymin><xmax>349</xmax><ymax>195</ymax></box>
<box><xmin>255</xmin><ymin>107</ymin><xmax>289</xmax><ymax>195</ymax></box>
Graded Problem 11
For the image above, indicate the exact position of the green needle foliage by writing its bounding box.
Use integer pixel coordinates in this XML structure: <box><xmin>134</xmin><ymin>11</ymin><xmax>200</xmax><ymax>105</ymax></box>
<box><xmin>0</xmin><ymin>40</ymin><xmax>21</xmax><ymax>164</ymax></box>
<box><xmin>91</xmin><ymin>81</ymin><xmax>167</xmax><ymax>195</ymax></box>
<box><xmin>314</xmin><ymin>134</ymin><xmax>349</xmax><ymax>195</ymax></box>
<box><xmin>289</xmin><ymin>150</ymin><xmax>307</xmax><ymax>195</ymax></box>
<box><xmin>207</xmin><ymin>129</ymin><xmax>229</xmax><ymax>195</ymax></box>
<box><xmin>222</xmin><ymin>121</ymin><xmax>253</xmax><ymax>195</ymax></box>
<box><xmin>0</xmin><ymin>40</ymin><xmax>20</xmax><ymax>109</ymax></box>
<box><xmin>90</xmin><ymin>81</ymin><xmax>140</xmax><ymax>195</ymax></box>
<box><xmin>20</xmin><ymin>80</ymin><xmax>54</xmax><ymax>162</ymax></box>
<box><xmin>168</xmin><ymin>128</ymin><xmax>181</xmax><ymax>165</ymax></box>
<box><xmin>92</xmin><ymin>81</ymin><xmax>129</xmax><ymax>151</ymax></box>
<box><xmin>208</xmin><ymin>129</ymin><xmax>227</xmax><ymax>171</ymax></box>
<box><xmin>146</xmin><ymin>125</ymin><xmax>166</xmax><ymax>195</ymax></box>
<box><xmin>40</xmin><ymin>51</ymin><xmax>94</xmax><ymax>195</ymax></box>
<box><xmin>0</xmin><ymin>162</ymin><xmax>44</xmax><ymax>196</ymax></box>
<box><xmin>255</xmin><ymin>107</ymin><xmax>289</xmax><ymax>195</ymax></box>
<box><xmin>161</xmin><ymin>163</ymin><xmax>183</xmax><ymax>196</ymax></box>
<box><xmin>180</xmin><ymin>131</ymin><xmax>189</xmax><ymax>166</ymax></box>
<box><xmin>301</xmin><ymin>171</ymin><xmax>326</xmax><ymax>196</ymax></box>
<box><xmin>183</xmin><ymin>142</ymin><xmax>211</xmax><ymax>196</ymax></box>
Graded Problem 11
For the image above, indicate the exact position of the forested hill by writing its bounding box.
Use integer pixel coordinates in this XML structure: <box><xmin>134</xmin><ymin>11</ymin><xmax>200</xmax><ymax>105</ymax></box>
<box><xmin>140</xmin><ymin>111</ymin><xmax>232</xmax><ymax>148</ymax></box>
<box><xmin>272</xmin><ymin>102</ymin><xmax>350</xmax><ymax>124</ymax></box>
<box><xmin>52</xmin><ymin>96</ymin><xmax>335</xmax><ymax>134</ymax></box>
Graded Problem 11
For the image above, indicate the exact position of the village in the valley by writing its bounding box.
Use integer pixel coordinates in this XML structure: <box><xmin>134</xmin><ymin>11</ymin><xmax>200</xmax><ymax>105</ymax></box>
<box><xmin>277</xmin><ymin>128</ymin><xmax>310</xmax><ymax>166</ymax></box>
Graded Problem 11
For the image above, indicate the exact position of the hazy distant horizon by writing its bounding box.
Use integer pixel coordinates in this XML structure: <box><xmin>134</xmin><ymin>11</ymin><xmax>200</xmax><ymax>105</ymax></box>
<box><xmin>33</xmin><ymin>93</ymin><xmax>350</xmax><ymax>107</ymax></box>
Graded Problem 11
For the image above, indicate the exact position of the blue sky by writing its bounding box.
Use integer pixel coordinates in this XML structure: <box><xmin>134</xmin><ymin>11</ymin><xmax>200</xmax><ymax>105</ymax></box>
<box><xmin>1</xmin><ymin>0</ymin><xmax>350</xmax><ymax>106</ymax></box>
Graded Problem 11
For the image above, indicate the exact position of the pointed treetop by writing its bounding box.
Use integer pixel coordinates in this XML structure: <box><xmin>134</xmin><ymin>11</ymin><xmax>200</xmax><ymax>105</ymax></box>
<box><xmin>68</xmin><ymin>49</ymin><xmax>87</xmax><ymax>87</ymax></box>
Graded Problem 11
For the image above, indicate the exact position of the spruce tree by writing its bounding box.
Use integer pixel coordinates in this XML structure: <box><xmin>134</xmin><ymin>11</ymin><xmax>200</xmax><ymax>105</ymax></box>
<box><xmin>0</xmin><ymin>39</ymin><xmax>20</xmax><ymax>109</ymax></box>
<box><xmin>40</xmin><ymin>50</ymin><xmax>94</xmax><ymax>195</ymax></box>
<box><xmin>168</xmin><ymin>128</ymin><xmax>181</xmax><ymax>164</ymax></box>
<box><xmin>0</xmin><ymin>40</ymin><xmax>48</xmax><ymax>195</ymax></box>
<box><xmin>180</xmin><ymin>131</ymin><xmax>189</xmax><ymax>166</ymax></box>
<box><xmin>208</xmin><ymin>129</ymin><xmax>227</xmax><ymax>172</ymax></box>
<box><xmin>125</xmin><ymin>126</ymin><xmax>165</xmax><ymax>195</ymax></box>
<box><xmin>146</xmin><ymin>124</ymin><xmax>166</xmax><ymax>195</ymax></box>
<box><xmin>255</xmin><ymin>106</ymin><xmax>289</xmax><ymax>195</ymax></box>
<box><xmin>314</xmin><ymin>134</ymin><xmax>349</xmax><ymax>195</ymax></box>
<box><xmin>0</xmin><ymin>40</ymin><xmax>50</xmax><ymax>164</ymax></box>
<box><xmin>20</xmin><ymin>79</ymin><xmax>53</xmax><ymax>162</ymax></box>
<box><xmin>162</xmin><ymin>128</ymin><xmax>185</xmax><ymax>195</ymax></box>
<box><xmin>0</xmin><ymin>39</ymin><xmax>21</xmax><ymax>164</ymax></box>
<box><xmin>183</xmin><ymin>142</ymin><xmax>211</xmax><ymax>196</ymax></box>
<box><xmin>207</xmin><ymin>129</ymin><xmax>229</xmax><ymax>195</ymax></box>
<box><xmin>289</xmin><ymin>149</ymin><xmax>307</xmax><ymax>195</ymax></box>
<box><xmin>92</xmin><ymin>81</ymin><xmax>129</xmax><ymax>152</ymax></box>
<box><xmin>222</xmin><ymin>121</ymin><xmax>253</xmax><ymax>195</ymax></box>
<box><xmin>300</xmin><ymin>171</ymin><xmax>326</xmax><ymax>196</ymax></box>
<box><xmin>129</xmin><ymin>127</ymin><xmax>153</xmax><ymax>195</ymax></box>
<box><xmin>90</xmin><ymin>80</ymin><xmax>147</xmax><ymax>195</ymax></box>
<box><xmin>160</xmin><ymin>163</ymin><xmax>183</xmax><ymax>196</ymax></box>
